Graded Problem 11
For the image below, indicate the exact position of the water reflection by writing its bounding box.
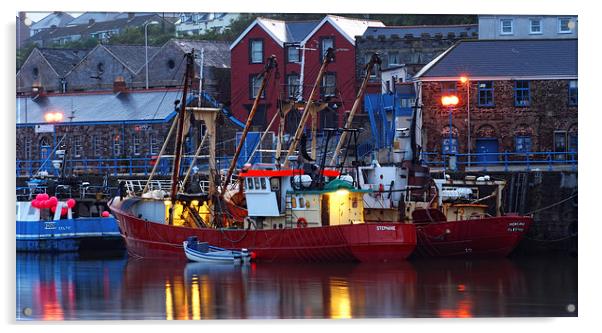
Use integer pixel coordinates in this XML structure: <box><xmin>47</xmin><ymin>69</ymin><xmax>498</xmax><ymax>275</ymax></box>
<box><xmin>16</xmin><ymin>253</ymin><xmax>577</xmax><ymax>320</ymax></box>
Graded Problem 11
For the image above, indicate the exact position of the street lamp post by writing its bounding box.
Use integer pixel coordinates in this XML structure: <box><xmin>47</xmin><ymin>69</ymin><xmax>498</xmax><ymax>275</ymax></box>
<box><xmin>460</xmin><ymin>76</ymin><xmax>470</xmax><ymax>167</ymax></box>
<box><xmin>144</xmin><ymin>21</ymin><xmax>160</xmax><ymax>89</ymax></box>
<box><xmin>442</xmin><ymin>95</ymin><xmax>459</xmax><ymax>171</ymax></box>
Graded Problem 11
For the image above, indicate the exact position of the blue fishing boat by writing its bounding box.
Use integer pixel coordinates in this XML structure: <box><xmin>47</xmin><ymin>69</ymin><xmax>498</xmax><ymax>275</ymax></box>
<box><xmin>183</xmin><ymin>236</ymin><xmax>252</xmax><ymax>264</ymax></box>
<box><xmin>16</xmin><ymin>199</ymin><xmax>122</xmax><ymax>252</ymax></box>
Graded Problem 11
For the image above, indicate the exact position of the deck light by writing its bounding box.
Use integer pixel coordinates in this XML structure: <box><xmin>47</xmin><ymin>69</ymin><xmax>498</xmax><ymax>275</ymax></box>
<box><xmin>459</xmin><ymin>76</ymin><xmax>468</xmax><ymax>84</ymax></box>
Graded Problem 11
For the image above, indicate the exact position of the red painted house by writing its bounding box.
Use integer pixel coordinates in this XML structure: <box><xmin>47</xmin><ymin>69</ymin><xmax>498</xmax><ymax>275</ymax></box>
<box><xmin>229</xmin><ymin>15</ymin><xmax>384</xmax><ymax>132</ymax></box>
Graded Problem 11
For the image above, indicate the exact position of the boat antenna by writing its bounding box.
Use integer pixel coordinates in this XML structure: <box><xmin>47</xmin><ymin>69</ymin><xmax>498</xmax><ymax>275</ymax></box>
<box><xmin>283</xmin><ymin>47</ymin><xmax>335</xmax><ymax>168</ymax></box>
<box><xmin>220</xmin><ymin>55</ymin><xmax>278</xmax><ymax>193</ymax></box>
<box><xmin>169</xmin><ymin>51</ymin><xmax>195</xmax><ymax>205</ymax></box>
<box><xmin>330</xmin><ymin>53</ymin><xmax>380</xmax><ymax>166</ymax></box>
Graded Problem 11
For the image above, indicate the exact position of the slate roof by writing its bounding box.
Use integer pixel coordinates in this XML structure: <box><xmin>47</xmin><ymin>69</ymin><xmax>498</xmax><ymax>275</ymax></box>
<box><xmin>362</xmin><ymin>24</ymin><xmax>478</xmax><ymax>38</ymax></box>
<box><xmin>171</xmin><ymin>39</ymin><xmax>230</xmax><ymax>68</ymax></box>
<box><xmin>415</xmin><ymin>39</ymin><xmax>578</xmax><ymax>79</ymax></box>
<box><xmin>285</xmin><ymin>21</ymin><xmax>320</xmax><ymax>43</ymax></box>
<box><xmin>17</xmin><ymin>90</ymin><xmax>181</xmax><ymax>125</ymax></box>
<box><xmin>67</xmin><ymin>12</ymin><xmax>121</xmax><ymax>26</ymax></box>
<box><xmin>29</xmin><ymin>14</ymin><xmax>173</xmax><ymax>42</ymax></box>
<box><xmin>104</xmin><ymin>44</ymin><xmax>161</xmax><ymax>73</ymax></box>
<box><xmin>37</xmin><ymin>48</ymin><xmax>90</xmax><ymax>76</ymax></box>
<box><xmin>30</xmin><ymin>12</ymin><xmax>74</xmax><ymax>30</ymax></box>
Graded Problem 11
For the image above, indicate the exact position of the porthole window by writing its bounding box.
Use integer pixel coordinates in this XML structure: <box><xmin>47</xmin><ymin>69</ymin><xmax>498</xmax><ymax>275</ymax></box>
<box><xmin>167</xmin><ymin>59</ymin><xmax>175</xmax><ymax>69</ymax></box>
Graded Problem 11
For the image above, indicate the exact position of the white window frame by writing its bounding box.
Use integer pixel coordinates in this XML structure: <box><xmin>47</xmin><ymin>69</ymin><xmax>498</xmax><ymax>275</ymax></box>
<box><xmin>250</xmin><ymin>40</ymin><xmax>263</xmax><ymax>63</ymax></box>
<box><xmin>558</xmin><ymin>17</ymin><xmax>572</xmax><ymax>34</ymax></box>
<box><xmin>529</xmin><ymin>19</ymin><xmax>542</xmax><ymax>34</ymax></box>
<box><xmin>500</xmin><ymin>19</ymin><xmax>514</xmax><ymax>35</ymax></box>
<box><xmin>149</xmin><ymin>135</ymin><xmax>159</xmax><ymax>155</ymax></box>
<box><xmin>287</xmin><ymin>46</ymin><xmax>300</xmax><ymax>63</ymax></box>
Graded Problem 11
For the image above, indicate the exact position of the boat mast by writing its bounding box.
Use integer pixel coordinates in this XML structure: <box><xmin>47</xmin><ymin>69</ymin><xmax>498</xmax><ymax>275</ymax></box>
<box><xmin>221</xmin><ymin>55</ymin><xmax>278</xmax><ymax>193</ymax></box>
<box><xmin>330</xmin><ymin>53</ymin><xmax>380</xmax><ymax>166</ymax></box>
<box><xmin>283</xmin><ymin>48</ymin><xmax>335</xmax><ymax>168</ymax></box>
<box><xmin>170</xmin><ymin>51</ymin><xmax>195</xmax><ymax>201</ymax></box>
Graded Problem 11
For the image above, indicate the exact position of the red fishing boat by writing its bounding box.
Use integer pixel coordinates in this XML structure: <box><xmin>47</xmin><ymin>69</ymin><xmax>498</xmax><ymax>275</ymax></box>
<box><xmin>110</xmin><ymin>50</ymin><xmax>416</xmax><ymax>262</ymax></box>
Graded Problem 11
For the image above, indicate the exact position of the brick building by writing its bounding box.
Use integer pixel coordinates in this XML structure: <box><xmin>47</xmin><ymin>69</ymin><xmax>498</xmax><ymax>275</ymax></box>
<box><xmin>16</xmin><ymin>89</ymin><xmax>197</xmax><ymax>177</ymax></box>
<box><xmin>17</xmin><ymin>48</ymin><xmax>90</xmax><ymax>94</ymax></box>
<box><xmin>355</xmin><ymin>24</ymin><xmax>478</xmax><ymax>89</ymax></box>
<box><xmin>229</xmin><ymin>15</ymin><xmax>383</xmax><ymax>132</ymax></box>
<box><xmin>414</xmin><ymin>39</ymin><xmax>577</xmax><ymax>168</ymax></box>
<box><xmin>136</xmin><ymin>39</ymin><xmax>231</xmax><ymax>104</ymax></box>
<box><xmin>17</xmin><ymin>39</ymin><xmax>229</xmax><ymax>102</ymax></box>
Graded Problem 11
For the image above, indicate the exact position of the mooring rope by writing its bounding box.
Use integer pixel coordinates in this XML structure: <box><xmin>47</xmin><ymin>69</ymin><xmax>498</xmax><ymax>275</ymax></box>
<box><xmin>525</xmin><ymin>192</ymin><xmax>578</xmax><ymax>215</ymax></box>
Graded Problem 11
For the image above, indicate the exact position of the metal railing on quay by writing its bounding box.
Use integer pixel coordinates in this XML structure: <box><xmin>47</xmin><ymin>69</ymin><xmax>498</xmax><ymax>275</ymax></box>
<box><xmin>420</xmin><ymin>151</ymin><xmax>578</xmax><ymax>172</ymax></box>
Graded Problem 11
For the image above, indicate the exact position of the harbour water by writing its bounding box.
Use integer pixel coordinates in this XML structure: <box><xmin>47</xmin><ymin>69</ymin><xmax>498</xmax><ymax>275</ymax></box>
<box><xmin>16</xmin><ymin>252</ymin><xmax>577</xmax><ymax>320</ymax></box>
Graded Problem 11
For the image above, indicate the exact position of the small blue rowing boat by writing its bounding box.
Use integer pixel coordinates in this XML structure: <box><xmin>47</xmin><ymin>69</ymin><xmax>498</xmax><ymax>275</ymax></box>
<box><xmin>183</xmin><ymin>236</ymin><xmax>252</xmax><ymax>264</ymax></box>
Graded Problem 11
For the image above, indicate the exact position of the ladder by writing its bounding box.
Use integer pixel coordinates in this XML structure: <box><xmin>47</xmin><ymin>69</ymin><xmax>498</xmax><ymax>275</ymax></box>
<box><xmin>284</xmin><ymin>194</ymin><xmax>294</xmax><ymax>229</ymax></box>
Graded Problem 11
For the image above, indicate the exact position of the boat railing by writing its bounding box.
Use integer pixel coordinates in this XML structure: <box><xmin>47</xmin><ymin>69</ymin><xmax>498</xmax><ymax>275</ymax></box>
<box><xmin>120</xmin><ymin>179</ymin><xmax>211</xmax><ymax>196</ymax></box>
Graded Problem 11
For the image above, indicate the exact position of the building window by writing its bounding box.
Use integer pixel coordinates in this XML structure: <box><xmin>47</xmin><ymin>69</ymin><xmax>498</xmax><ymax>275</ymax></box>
<box><xmin>32</xmin><ymin>67</ymin><xmax>39</xmax><ymax>79</ymax></box>
<box><xmin>478</xmin><ymin>81</ymin><xmax>494</xmax><ymax>106</ymax></box>
<box><xmin>530</xmin><ymin>19</ymin><xmax>542</xmax><ymax>34</ymax></box>
<box><xmin>250</xmin><ymin>39</ymin><xmax>263</xmax><ymax>63</ymax></box>
<box><xmin>132</xmin><ymin>134</ymin><xmax>141</xmax><ymax>156</ymax></box>
<box><xmin>442</xmin><ymin>137</ymin><xmax>458</xmax><ymax>154</ymax></box>
<box><xmin>514</xmin><ymin>80</ymin><xmax>530</xmax><ymax>107</ymax></box>
<box><xmin>287</xmin><ymin>46</ymin><xmax>300</xmax><ymax>63</ymax></box>
<box><xmin>568</xmin><ymin>80</ymin><xmax>578</xmax><ymax>106</ymax></box>
<box><xmin>72</xmin><ymin>136</ymin><xmax>83</xmax><ymax>158</ymax></box>
<box><xmin>388</xmin><ymin>52</ymin><xmax>400</xmax><ymax>66</ymax></box>
<box><xmin>558</xmin><ymin>18</ymin><xmax>572</xmax><ymax>33</ymax></box>
<box><xmin>515</xmin><ymin>136</ymin><xmax>532</xmax><ymax>153</ymax></box>
<box><xmin>441</xmin><ymin>82</ymin><xmax>457</xmax><ymax>94</ymax></box>
<box><xmin>365</xmin><ymin>54</ymin><xmax>378</xmax><ymax>79</ymax></box>
<box><xmin>167</xmin><ymin>59</ymin><xmax>175</xmax><ymax>69</ymax></box>
<box><xmin>113</xmin><ymin>135</ymin><xmax>122</xmax><ymax>156</ymax></box>
<box><xmin>25</xmin><ymin>139</ymin><xmax>32</xmax><ymax>160</ymax></box>
<box><xmin>249</xmin><ymin>74</ymin><xmax>265</xmax><ymax>99</ymax></box>
<box><xmin>569</xmin><ymin>133</ymin><xmax>577</xmax><ymax>154</ymax></box>
<box><xmin>321</xmin><ymin>72</ymin><xmax>336</xmax><ymax>97</ymax></box>
<box><xmin>149</xmin><ymin>135</ymin><xmax>159</xmax><ymax>155</ymax></box>
<box><xmin>320</xmin><ymin>37</ymin><xmax>334</xmax><ymax>62</ymax></box>
<box><xmin>287</xmin><ymin>74</ymin><xmax>300</xmax><ymax>99</ymax></box>
<box><xmin>500</xmin><ymin>19</ymin><xmax>513</xmax><ymax>35</ymax></box>
<box><xmin>554</xmin><ymin>131</ymin><xmax>567</xmax><ymax>160</ymax></box>
<box><xmin>93</xmin><ymin>136</ymin><xmax>102</xmax><ymax>157</ymax></box>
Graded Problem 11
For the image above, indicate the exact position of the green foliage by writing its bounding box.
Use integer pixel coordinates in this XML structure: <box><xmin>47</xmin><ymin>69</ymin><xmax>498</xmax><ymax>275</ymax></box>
<box><xmin>51</xmin><ymin>37</ymin><xmax>100</xmax><ymax>49</ymax></box>
<box><xmin>107</xmin><ymin>24</ymin><xmax>176</xmax><ymax>46</ymax></box>
<box><xmin>16</xmin><ymin>43</ymin><xmax>36</xmax><ymax>71</ymax></box>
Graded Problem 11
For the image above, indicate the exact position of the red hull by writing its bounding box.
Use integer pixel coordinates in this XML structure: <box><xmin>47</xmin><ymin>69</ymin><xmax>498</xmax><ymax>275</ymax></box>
<box><xmin>414</xmin><ymin>216</ymin><xmax>533</xmax><ymax>258</ymax></box>
<box><xmin>110</xmin><ymin>205</ymin><xmax>416</xmax><ymax>263</ymax></box>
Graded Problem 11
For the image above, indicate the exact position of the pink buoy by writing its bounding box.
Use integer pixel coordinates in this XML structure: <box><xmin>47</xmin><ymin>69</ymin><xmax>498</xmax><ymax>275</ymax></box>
<box><xmin>35</xmin><ymin>193</ymin><xmax>45</xmax><ymax>201</ymax></box>
<box><xmin>101</xmin><ymin>211</ymin><xmax>110</xmax><ymax>217</ymax></box>
<box><xmin>50</xmin><ymin>205</ymin><xmax>57</xmax><ymax>213</ymax></box>
<box><xmin>66</xmin><ymin>198</ymin><xmax>76</xmax><ymax>209</ymax></box>
<box><xmin>48</xmin><ymin>196</ymin><xmax>58</xmax><ymax>207</ymax></box>
<box><xmin>31</xmin><ymin>200</ymin><xmax>40</xmax><ymax>209</ymax></box>
<box><xmin>40</xmin><ymin>193</ymin><xmax>49</xmax><ymax>201</ymax></box>
<box><xmin>60</xmin><ymin>207</ymin><xmax>68</xmax><ymax>216</ymax></box>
